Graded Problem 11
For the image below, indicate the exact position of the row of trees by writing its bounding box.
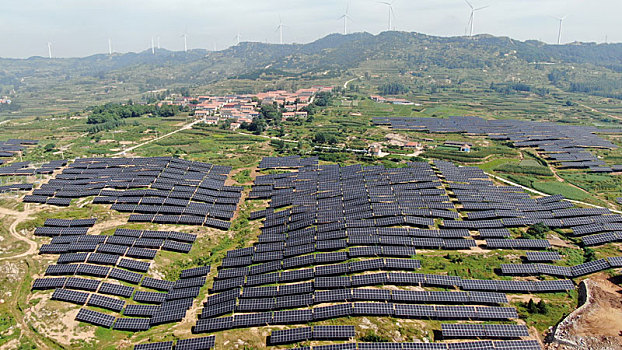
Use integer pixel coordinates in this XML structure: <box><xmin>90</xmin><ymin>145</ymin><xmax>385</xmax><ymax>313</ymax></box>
<box><xmin>86</xmin><ymin>102</ymin><xmax>184</xmax><ymax>133</ymax></box>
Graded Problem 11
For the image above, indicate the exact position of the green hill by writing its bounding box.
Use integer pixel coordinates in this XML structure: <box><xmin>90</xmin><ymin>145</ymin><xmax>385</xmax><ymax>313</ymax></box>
<box><xmin>1</xmin><ymin>31</ymin><xmax>621</xmax><ymax>118</ymax></box>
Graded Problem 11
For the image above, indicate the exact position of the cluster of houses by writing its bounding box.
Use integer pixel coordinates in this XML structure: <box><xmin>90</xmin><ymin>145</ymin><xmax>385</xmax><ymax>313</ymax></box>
<box><xmin>161</xmin><ymin>86</ymin><xmax>333</xmax><ymax>129</ymax></box>
<box><xmin>0</xmin><ymin>97</ymin><xmax>12</xmax><ymax>105</ymax></box>
<box><xmin>370</xmin><ymin>95</ymin><xmax>418</xmax><ymax>106</ymax></box>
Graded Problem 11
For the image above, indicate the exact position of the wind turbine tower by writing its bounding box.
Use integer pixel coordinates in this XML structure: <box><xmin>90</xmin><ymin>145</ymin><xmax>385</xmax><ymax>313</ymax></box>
<box><xmin>157</xmin><ymin>36</ymin><xmax>161</xmax><ymax>49</ymax></box>
<box><xmin>465</xmin><ymin>0</ymin><xmax>489</xmax><ymax>37</ymax></box>
<box><xmin>151</xmin><ymin>37</ymin><xmax>155</xmax><ymax>54</ymax></box>
<box><xmin>276</xmin><ymin>16</ymin><xmax>285</xmax><ymax>44</ymax></box>
<box><xmin>554</xmin><ymin>16</ymin><xmax>566</xmax><ymax>45</ymax></box>
<box><xmin>338</xmin><ymin>1</ymin><xmax>352</xmax><ymax>35</ymax></box>
<box><xmin>47</xmin><ymin>42</ymin><xmax>52</xmax><ymax>59</ymax></box>
<box><xmin>183</xmin><ymin>33</ymin><xmax>188</xmax><ymax>53</ymax></box>
<box><xmin>378</xmin><ymin>2</ymin><xmax>395</xmax><ymax>31</ymax></box>
<box><xmin>108</xmin><ymin>38</ymin><xmax>112</xmax><ymax>55</ymax></box>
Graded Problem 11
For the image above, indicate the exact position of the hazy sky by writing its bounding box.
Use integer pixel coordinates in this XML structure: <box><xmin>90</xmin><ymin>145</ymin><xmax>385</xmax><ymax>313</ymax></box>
<box><xmin>0</xmin><ymin>0</ymin><xmax>619</xmax><ymax>58</ymax></box>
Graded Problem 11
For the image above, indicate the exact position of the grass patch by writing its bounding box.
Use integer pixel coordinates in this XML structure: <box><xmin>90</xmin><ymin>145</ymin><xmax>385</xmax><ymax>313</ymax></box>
<box><xmin>532</xmin><ymin>181</ymin><xmax>589</xmax><ymax>201</ymax></box>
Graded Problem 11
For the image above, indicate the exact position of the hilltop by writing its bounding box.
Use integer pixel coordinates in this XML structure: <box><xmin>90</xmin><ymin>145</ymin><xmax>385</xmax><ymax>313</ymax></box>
<box><xmin>1</xmin><ymin>31</ymin><xmax>622</xmax><ymax>118</ymax></box>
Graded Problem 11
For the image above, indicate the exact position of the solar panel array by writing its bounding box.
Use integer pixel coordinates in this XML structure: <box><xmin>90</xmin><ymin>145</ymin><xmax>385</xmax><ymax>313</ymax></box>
<box><xmin>502</xmin><ymin>258</ymin><xmax>615</xmax><ymax>277</ymax></box>
<box><xmin>269</xmin><ymin>325</ymin><xmax>355</xmax><ymax>344</ymax></box>
<box><xmin>0</xmin><ymin>183</ymin><xmax>33</xmax><ymax>193</ymax></box>
<box><xmin>185</xmin><ymin>157</ymin><xmax>585</xmax><ymax>340</ymax></box>
<box><xmin>441</xmin><ymin>323</ymin><xmax>530</xmax><ymax>338</ymax></box>
<box><xmin>42</xmin><ymin>265</ymin><xmax>211</xmax><ymax>332</ymax></box>
<box><xmin>26</xmin><ymin>157</ymin><xmax>241</xmax><ymax>228</ymax></box>
<box><xmin>374</xmin><ymin>116</ymin><xmax>621</xmax><ymax>173</ymax></box>
<box><xmin>0</xmin><ymin>140</ymin><xmax>39</xmax><ymax>166</ymax></box>
<box><xmin>135</xmin><ymin>336</ymin><xmax>217</xmax><ymax>350</ymax></box>
<box><xmin>31</xmin><ymin>212</ymin><xmax>211</xmax><ymax>331</ymax></box>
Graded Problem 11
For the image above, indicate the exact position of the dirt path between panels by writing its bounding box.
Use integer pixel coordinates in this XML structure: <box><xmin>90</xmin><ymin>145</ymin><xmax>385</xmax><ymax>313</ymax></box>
<box><xmin>0</xmin><ymin>205</ymin><xmax>38</xmax><ymax>261</ymax></box>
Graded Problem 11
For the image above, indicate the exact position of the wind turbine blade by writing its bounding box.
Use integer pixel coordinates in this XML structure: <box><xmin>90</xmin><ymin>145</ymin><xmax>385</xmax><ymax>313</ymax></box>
<box><xmin>475</xmin><ymin>5</ymin><xmax>489</xmax><ymax>11</ymax></box>
<box><xmin>464</xmin><ymin>0</ymin><xmax>474</xmax><ymax>9</ymax></box>
<box><xmin>377</xmin><ymin>1</ymin><xmax>391</xmax><ymax>5</ymax></box>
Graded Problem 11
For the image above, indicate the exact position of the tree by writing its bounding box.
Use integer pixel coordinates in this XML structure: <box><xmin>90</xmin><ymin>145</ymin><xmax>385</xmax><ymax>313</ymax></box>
<box><xmin>537</xmin><ymin>300</ymin><xmax>549</xmax><ymax>314</ymax></box>
<box><xmin>270</xmin><ymin>139</ymin><xmax>286</xmax><ymax>151</ymax></box>
<box><xmin>583</xmin><ymin>247</ymin><xmax>597</xmax><ymax>262</ymax></box>
<box><xmin>314</xmin><ymin>132</ymin><xmax>327</xmax><ymax>144</ymax></box>
<box><xmin>313</xmin><ymin>92</ymin><xmax>332</xmax><ymax>107</ymax></box>
<box><xmin>259</xmin><ymin>103</ymin><xmax>281</xmax><ymax>124</ymax></box>
<box><xmin>524</xmin><ymin>223</ymin><xmax>549</xmax><ymax>239</ymax></box>
<box><xmin>379</xmin><ymin>82</ymin><xmax>409</xmax><ymax>95</ymax></box>
<box><xmin>43</xmin><ymin>143</ymin><xmax>56</xmax><ymax>152</ymax></box>
<box><xmin>527</xmin><ymin>299</ymin><xmax>537</xmax><ymax>314</ymax></box>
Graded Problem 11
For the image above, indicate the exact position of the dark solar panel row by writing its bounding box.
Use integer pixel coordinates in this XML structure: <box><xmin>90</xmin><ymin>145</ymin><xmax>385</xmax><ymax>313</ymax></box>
<box><xmin>193</xmin><ymin>303</ymin><xmax>518</xmax><ymax>333</ymax></box>
<box><xmin>269</xmin><ymin>325</ymin><xmax>355</xmax><ymax>344</ymax></box>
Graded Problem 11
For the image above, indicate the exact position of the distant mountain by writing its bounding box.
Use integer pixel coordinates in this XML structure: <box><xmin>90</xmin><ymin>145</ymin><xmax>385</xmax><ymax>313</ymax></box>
<box><xmin>1</xmin><ymin>31</ymin><xmax>621</xmax><ymax>117</ymax></box>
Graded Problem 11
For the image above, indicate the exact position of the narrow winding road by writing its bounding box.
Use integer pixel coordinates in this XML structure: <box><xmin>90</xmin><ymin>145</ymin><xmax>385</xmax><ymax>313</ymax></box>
<box><xmin>0</xmin><ymin>206</ymin><xmax>38</xmax><ymax>261</ymax></box>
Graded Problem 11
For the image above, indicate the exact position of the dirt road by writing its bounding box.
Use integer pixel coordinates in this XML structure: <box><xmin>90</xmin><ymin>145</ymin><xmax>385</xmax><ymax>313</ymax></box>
<box><xmin>113</xmin><ymin>119</ymin><xmax>201</xmax><ymax>156</ymax></box>
<box><xmin>0</xmin><ymin>205</ymin><xmax>38</xmax><ymax>261</ymax></box>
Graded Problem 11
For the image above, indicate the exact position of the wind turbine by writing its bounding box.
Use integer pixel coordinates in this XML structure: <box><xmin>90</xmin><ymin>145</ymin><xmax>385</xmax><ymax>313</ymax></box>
<box><xmin>235</xmin><ymin>32</ymin><xmax>241</xmax><ymax>46</ymax></box>
<box><xmin>276</xmin><ymin>15</ymin><xmax>286</xmax><ymax>44</ymax></box>
<box><xmin>182</xmin><ymin>33</ymin><xmax>188</xmax><ymax>53</ymax></box>
<box><xmin>377</xmin><ymin>1</ymin><xmax>396</xmax><ymax>31</ymax></box>
<box><xmin>47</xmin><ymin>42</ymin><xmax>52</xmax><ymax>59</ymax></box>
<box><xmin>553</xmin><ymin>16</ymin><xmax>566</xmax><ymax>45</ymax></box>
<box><xmin>465</xmin><ymin>0</ymin><xmax>489</xmax><ymax>37</ymax></box>
<box><xmin>338</xmin><ymin>1</ymin><xmax>352</xmax><ymax>35</ymax></box>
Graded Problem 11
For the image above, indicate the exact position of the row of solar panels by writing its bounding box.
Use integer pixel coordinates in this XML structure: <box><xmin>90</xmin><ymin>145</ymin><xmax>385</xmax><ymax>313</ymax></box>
<box><xmin>127</xmin><ymin>214</ymin><xmax>231</xmax><ymax>229</ymax></box>
<box><xmin>201</xmin><ymin>289</ymin><xmax>511</xmax><ymax>318</ymax></box>
<box><xmin>247</xmin><ymin>340</ymin><xmax>541</xmax><ymax>350</ymax></box>
<box><xmin>269</xmin><ymin>325</ymin><xmax>355</xmax><ymax>344</ymax></box>
<box><xmin>134</xmin><ymin>336</ymin><xmax>215</xmax><ymax>350</ymax></box>
<box><xmin>193</xmin><ymin>303</ymin><xmax>519</xmax><ymax>333</ymax></box>
<box><xmin>0</xmin><ymin>183</ymin><xmax>33</xmax><ymax>193</ymax></box>
<box><xmin>253</xmin><ymin>228</ymin><xmax>472</xmax><ymax>245</ymax></box>
<box><xmin>40</xmin><ymin>238</ymin><xmax>192</xmax><ymax>255</ymax></box>
<box><xmin>501</xmin><ymin>257</ymin><xmax>622</xmax><ymax>277</ymax></box>
<box><xmin>211</xmin><ymin>270</ymin><xmax>575</xmax><ymax>294</ymax></box>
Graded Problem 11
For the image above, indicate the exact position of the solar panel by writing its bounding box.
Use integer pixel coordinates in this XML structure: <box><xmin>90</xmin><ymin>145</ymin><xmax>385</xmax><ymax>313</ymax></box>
<box><xmin>118</xmin><ymin>258</ymin><xmax>151</xmax><ymax>273</ymax></box>
<box><xmin>75</xmin><ymin>308</ymin><xmax>115</xmax><ymax>328</ymax></box>
<box><xmin>313</xmin><ymin>325</ymin><xmax>356</xmax><ymax>340</ymax></box>
<box><xmin>64</xmin><ymin>277</ymin><xmax>101</xmax><ymax>292</ymax></box>
<box><xmin>133</xmin><ymin>341</ymin><xmax>173</xmax><ymax>350</ymax></box>
<box><xmin>108</xmin><ymin>268</ymin><xmax>143</xmax><ymax>284</ymax></box>
<box><xmin>98</xmin><ymin>282</ymin><xmax>134</xmax><ymax>298</ymax></box>
<box><xmin>123</xmin><ymin>304</ymin><xmax>160</xmax><ymax>317</ymax></box>
<box><xmin>141</xmin><ymin>277</ymin><xmax>174</xmax><ymax>291</ymax></box>
<box><xmin>32</xmin><ymin>277</ymin><xmax>68</xmax><ymax>290</ymax></box>
<box><xmin>180</xmin><ymin>266</ymin><xmax>211</xmax><ymax>279</ymax></box>
<box><xmin>87</xmin><ymin>294</ymin><xmax>126</xmax><ymax>312</ymax></box>
<box><xmin>52</xmin><ymin>288</ymin><xmax>89</xmax><ymax>305</ymax></box>
<box><xmin>113</xmin><ymin>317</ymin><xmax>151</xmax><ymax>331</ymax></box>
<box><xmin>175</xmin><ymin>336</ymin><xmax>216</xmax><ymax>350</ymax></box>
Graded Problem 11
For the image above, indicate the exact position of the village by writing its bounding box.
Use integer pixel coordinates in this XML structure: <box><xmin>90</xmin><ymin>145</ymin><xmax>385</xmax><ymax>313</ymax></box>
<box><xmin>160</xmin><ymin>86</ymin><xmax>334</xmax><ymax>130</ymax></box>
